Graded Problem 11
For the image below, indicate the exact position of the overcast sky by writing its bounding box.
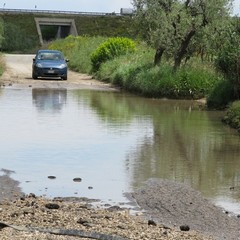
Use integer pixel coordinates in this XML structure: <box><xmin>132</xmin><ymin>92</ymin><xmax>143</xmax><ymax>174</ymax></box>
<box><xmin>0</xmin><ymin>0</ymin><xmax>239</xmax><ymax>15</ymax></box>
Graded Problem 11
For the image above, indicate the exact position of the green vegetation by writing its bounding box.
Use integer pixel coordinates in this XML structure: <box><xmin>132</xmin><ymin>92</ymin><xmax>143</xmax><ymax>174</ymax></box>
<box><xmin>49</xmin><ymin>35</ymin><xmax>108</xmax><ymax>73</ymax></box>
<box><xmin>0</xmin><ymin>17</ymin><xmax>4</xmax><ymax>48</ymax></box>
<box><xmin>132</xmin><ymin>0</ymin><xmax>232</xmax><ymax>71</ymax></box>
<box><xmin>222</xmin><ymin>101</ymin><xmax>240</xmax><ymax>132</ymax></box>
<box><xmin>97</xmin><ymin>51</ymin><xmax>220</xmax><ymax>99</ymax></box>
<box><xmin>207</xmin><ymin>80</ymin><xmax>235</xmax><ymax>109</ymax></box>
<box><xmin>215</xmin><ymin>18</ymin><xmax>240</xmax><ymax>99</ymax></box>
<box><xmin>2</xmin><ymin>21</ymin><xmax>39</xmax><ymax>52</ymax></box>
<box><xmin>91</xmin><ymin>37</ymin><xmax>136</xmax><ymax>72</ymax></box>
<box><xmin>1</xmin><ymin>14</ymin><xmax>39</xmax><ymax>52</ymax></box>
<box><xmin>48</xmin><ymin>36</ymin><xmax>221</xmax><ymax>99</ymax></box>
<box><xmin>210</xmin><ymin>17</ymin><xmax>240</xmax><ymax>131</ymax></box>
<box><xmin>73</xmin><ymin>15</ymin><xmax>134</xmax><ymax>37</ymax></box>
<box><xmin>0</xmin><ymin>54</ymin><xmax>5</xmax><ymax>76</ymax></box>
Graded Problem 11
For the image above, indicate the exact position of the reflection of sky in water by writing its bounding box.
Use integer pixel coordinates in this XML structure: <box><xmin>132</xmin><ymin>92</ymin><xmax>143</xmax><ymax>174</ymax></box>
<box><xmin>0</xmin><ymin>89</ymin><xmax>152</xmax><ymax>204</ymax></box>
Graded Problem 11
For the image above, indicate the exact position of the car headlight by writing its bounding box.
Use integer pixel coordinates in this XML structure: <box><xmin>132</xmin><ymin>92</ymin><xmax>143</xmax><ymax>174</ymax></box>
<box><xmin>36</xmin><ymin>63</ymin><xmax>43</xmax><ymax>68</ymax></box>
<box><xmin>59</xmin><ymin>63</ymin><xmax>67</xmax><ymax>69</ymax></box>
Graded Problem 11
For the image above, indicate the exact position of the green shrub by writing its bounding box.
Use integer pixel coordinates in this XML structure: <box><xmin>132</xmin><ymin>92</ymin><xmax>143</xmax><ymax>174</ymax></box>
<box><xmin>2</xmin><ymin>22</ymin><xmax>38</xmax><ymax>52</ymax></box>
<box><xmin>207</xmin><ymin>80</ymin><xmax>235</xmax><ymax>109</ymax></box>
<box><xmin>173</xmin><ymin>66</ymin><xmax>221</xmax><ymax>99</ymax></box>
<box><xmin>215</xmin><ymin>36</ymin><xmax>240</xmax><ymax>98</ymax></box>
<box><xmin>222</xmin><ymin>101</ymin><xmax>240</xmax><ymax>132</ymax></box>
<box><xmin>98</xmin><ymin>50</ymin><xmax>221</xmax><ymax>99</ymax></box>
<box><xmin>91</xmin><ymin>37</ymin><xmax>136</xmax><ymax>72</ymax></box>
<box><xmin>69</xmin><ymin>36</ymin><xmax>107</xmax><ymax>73</ymax></box>
<box><xmin>48</xmin><ymin>35</ymin><xmax>79</xmax><ymax>55</ymax></box>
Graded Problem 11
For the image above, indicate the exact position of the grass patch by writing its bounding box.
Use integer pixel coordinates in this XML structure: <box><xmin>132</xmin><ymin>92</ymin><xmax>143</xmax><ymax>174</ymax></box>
<box><xmin>222</xmin><ymin>101</ymin><xmax>240</xmax><ymax>132</ymax></box>
<box><xmin>207</xmin><ymin>80</ymin><xmax>235</xmax><ymax>109</ymax></box>
<box><xmin>97</xmin><ymin>48</ymin><xmax>221</xmax><ymax>99</ymax></box>
<box><xmin>0</xmin><ymin>54</ymin><xmax>5</xmax><ymax>76</ymax></box>
<box><xmin>49</xmin><ymin>36</ymin><xmax>107</xmax><ymax>74</ymax></box>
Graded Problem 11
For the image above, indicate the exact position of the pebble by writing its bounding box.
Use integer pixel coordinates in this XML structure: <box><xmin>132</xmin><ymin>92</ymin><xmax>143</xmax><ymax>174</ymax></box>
<box><xmin>28</xmin><ymin>193</ymin><xmax>36</xmax><ymax>198</ymax></box>
<box><xmin>148</xmin><ymin>219</ymin><xmax>157</xmax><ymax>226</ymax></box>
<box><xmin>47</xmin><ymin>176</ymin><xmax>56</xmax><ymax>179</ymax></box>
<box><xmin>180</xmin><ymin>225</ymin><xmax>190</xmax><ymax>231</ymax></box>
<box><xmin>73</xmin><ymin>178</ymin><xmax>82</xmax><ymax>182</ymax></box>
<box><xmin>45</xmin><ymin>203</ymin><xmax>60</xmax><ymax>210</ymax></box>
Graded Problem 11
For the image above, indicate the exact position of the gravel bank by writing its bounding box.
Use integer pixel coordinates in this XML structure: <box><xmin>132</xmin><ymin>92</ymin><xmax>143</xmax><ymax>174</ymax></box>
<box><xmin>0</xmin><ymin>194</ymin><xmax>213</xmax><ymax>240</ymax></box>
<box><xmin>131</xmin><ymin>179</ymin><xmax>240</xmax><ymax>240</ymax></box>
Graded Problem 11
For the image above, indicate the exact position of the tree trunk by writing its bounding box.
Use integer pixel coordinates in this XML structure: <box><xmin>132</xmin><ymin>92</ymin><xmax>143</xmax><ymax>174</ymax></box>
<box><xmin>154</xmin><ymin>47</ymin><xmax>165</xmax><ymax>66</ymax></box>
<box><xmin>173</xmin><ymin>29</ymin><xmax>196</xmax><ymax>71</ymax></box>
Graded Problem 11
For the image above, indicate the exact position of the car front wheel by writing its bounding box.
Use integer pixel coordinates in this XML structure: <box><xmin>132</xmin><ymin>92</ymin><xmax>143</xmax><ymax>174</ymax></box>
<box><xmin>62</xmin><ymin>75</ymin><xmax>67</xmax><ymax>80</ymax></box>
<box><xmin>32</xmin><ymin>72</ymin><xmax>38</xmax><ymax>79</ymax></box>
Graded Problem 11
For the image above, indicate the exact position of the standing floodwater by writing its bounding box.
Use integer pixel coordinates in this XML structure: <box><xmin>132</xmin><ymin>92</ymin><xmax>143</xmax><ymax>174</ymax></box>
<box><xmin>0</xmin><ymin>88</ymin><xmax>240</xmax><ymax>213</ymax></box>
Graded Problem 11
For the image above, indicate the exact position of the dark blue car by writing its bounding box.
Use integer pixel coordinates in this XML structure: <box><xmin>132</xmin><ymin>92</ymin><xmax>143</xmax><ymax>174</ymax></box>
<box><xmin>32</xmin><ymin>50</ymin><xmax>68</xmax><ymax>80</ymax></box>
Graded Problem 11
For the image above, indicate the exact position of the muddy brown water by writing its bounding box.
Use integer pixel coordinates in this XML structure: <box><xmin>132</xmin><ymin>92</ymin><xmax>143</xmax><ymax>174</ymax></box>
<box><xmin>0</xmin><ymin>87</ymin><xmax>240</xmax><ymax>214</ymax></box>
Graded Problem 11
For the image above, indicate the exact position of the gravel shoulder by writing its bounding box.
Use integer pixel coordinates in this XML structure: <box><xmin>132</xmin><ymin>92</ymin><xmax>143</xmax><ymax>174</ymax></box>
<box><xmin>0</xmin><ymin>54</ymin><xmax>238</xmax><ymax>239</ymax></box>
<box><xmin>132</xmin><ymin>179</ymin><xmax>240</xmax><ymax>240</ymax></box>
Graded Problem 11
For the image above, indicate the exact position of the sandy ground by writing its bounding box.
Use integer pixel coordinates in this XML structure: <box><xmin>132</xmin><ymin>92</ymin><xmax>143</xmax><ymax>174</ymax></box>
<box><xmin>0</xmin><ymin>54</ymin><xmax>239</xmax><ymax>239</ymax></box>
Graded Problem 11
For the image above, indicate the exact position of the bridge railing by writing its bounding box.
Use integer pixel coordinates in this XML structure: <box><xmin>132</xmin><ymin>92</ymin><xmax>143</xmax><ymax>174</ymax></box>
<box><xmin>0</xmin><ymin>8</ymin><xmax>121</xmax><ymax>16</ymax></box>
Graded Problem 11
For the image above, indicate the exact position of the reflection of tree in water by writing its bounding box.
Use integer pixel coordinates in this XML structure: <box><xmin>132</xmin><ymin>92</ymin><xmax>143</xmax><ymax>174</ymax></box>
<box><xmin>125</xmin><ymin>102</ymin><xmax>240</xmax><ymax>201</ymax></box>
<box><xmin>32</xmin><ymin>88</ymin><xmax>67</xmax><ymax>113</ymax></box>
<box><xmin>73</xmin><ymin>90</ymin><xmax>240</xmax><ymax>202</ymax></box>
<box><xmin>72</xmin><ymin>90</ymin><xmax>135</xmax><ymax>128</ymax></box>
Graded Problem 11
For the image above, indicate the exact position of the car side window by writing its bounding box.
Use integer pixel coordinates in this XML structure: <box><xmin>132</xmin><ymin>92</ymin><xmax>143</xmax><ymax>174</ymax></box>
<box><xmin>37</xmin><ymin>54</ymin><xmax>45</xmax><ymax>60</ymax></box>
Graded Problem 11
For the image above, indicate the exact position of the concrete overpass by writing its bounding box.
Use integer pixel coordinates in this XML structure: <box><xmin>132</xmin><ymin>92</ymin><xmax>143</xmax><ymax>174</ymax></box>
<box><xmin>35</xmin><ymin>18</ymin><xmax>78</xmax><ymax>45</ymax></box>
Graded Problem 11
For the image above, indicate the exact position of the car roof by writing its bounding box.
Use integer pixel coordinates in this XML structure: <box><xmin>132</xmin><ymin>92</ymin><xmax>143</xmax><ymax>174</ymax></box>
<box><xmin>37</xmin><ymin>50</ymin><xmax>62</xmax><ymax>54</ymax></box>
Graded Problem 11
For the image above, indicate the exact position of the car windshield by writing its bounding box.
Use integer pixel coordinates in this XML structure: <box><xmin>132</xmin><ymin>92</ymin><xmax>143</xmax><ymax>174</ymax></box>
<box><xmin>37</xmin><ymin>52</ymin><xmax>64</xmax><ymax>61</ymax></box>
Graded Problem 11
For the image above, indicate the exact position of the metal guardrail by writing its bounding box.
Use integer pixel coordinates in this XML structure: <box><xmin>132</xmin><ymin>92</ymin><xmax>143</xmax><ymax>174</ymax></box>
<box><xmin>0</xmin><ymin>8</ymin><xmax>121</xmax><ymax>16</ymax></box>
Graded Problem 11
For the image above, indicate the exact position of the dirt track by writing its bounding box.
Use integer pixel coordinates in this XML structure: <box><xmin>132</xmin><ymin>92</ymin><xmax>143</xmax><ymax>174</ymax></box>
<box><xmin>0</xmin><ymin>54</ymin><xmax>117</xmax><ymax>91</ymax></box>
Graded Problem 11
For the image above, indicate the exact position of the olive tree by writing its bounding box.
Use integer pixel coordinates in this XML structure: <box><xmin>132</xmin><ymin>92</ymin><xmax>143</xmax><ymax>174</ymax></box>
<box><xmin>215</xmin><ymin>17</ymin><xmax>240</xmax><ymax>98</ymax></box>
<box><xmin>132</xmin><ymin>0</ymin><xmax>233</xmax><ymax>70</ymax></box>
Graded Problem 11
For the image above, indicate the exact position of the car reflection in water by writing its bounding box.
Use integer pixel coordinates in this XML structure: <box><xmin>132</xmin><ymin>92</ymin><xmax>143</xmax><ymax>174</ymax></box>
<box><xmin>32</xmin><ymin>88</ymin><xmax>67</xmax><ymax>113</ymax></box>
